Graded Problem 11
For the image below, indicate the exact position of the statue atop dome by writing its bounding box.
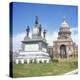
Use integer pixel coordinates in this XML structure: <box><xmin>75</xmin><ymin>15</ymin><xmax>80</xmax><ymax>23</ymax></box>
<box><xmin>61</xmin><ymin>17</ymin><xmax>69</xmax><ymax>28</ymax></box>
<box><xmin>62</xmin><ymin>16</ymin><xmax>66</xmax><ymax>21</ymax></box>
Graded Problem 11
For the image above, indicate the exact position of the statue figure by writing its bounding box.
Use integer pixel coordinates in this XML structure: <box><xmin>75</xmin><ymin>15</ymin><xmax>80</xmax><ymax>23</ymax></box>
<box><xmin>35</xmin><ymin>16</ymin><xmax>38</xmax><ymax>24</ymax></box>
<box><xmin>26</xmin><ymin>26</ymin><xmax>30</xmax><ymax>37</ymax></box>
<box><xmin>62</xmin><ymin>16</ymin><xmax>66</xmax><ymax>22</ymax></box>
<box><xmin>39</xmin><ymin>24</ymin><xmax>42</xmax><ymax>36</ymax></box>
<box><xmin>43</xmin><ymin>29</ymin><xmax>46</xmax><ymax>38</ymax></box>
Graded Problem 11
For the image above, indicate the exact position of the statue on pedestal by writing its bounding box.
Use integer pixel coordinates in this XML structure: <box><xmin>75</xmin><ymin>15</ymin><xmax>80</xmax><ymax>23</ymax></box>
<box><xmin>35</xmin><ymin>16</ymin><xmax>38</xmax><ymax>24</ymax></box>
<box><xmin>26</xmin><ymin>26</ymin><xmax>30</xmax><ymax>37</ymax></box>
<box><xmin>38</xmin><ymin>24</ymin><xmax>42</xmax><ymax>36</ymax></box>
<box><xmin>43</xmin><ymin>29</ymin><xmax>46</xmax><ymax>38</ymax></box>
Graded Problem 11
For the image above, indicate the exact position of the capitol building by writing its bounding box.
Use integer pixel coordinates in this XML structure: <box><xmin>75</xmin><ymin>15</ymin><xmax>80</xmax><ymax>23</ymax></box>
<box><xmin>53</xmin><ymin>17</ymin><xmax>78</xmax><ymax>58</ymax></box>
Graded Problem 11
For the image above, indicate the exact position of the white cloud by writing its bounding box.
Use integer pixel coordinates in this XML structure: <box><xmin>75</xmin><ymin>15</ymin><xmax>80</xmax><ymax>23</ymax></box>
<box><xmin>70</xmin><ymin>27</ymin><xmax>78</xmax><ymax>44</ymax></box>
<box><xmin>13</xmin><ymin>32</ymin><xmax>25</xmax><ymax>52</ymax></box>
<box><xmin>13</xmin><ymin>32</ymin><xmax>32</xmax><ymax>52</ymax></box>
<box><xmin>13</xmin><ymin>27</ymin><xmax>78</xmax><ymax>51</ymax></box>
<box><xmin>46</xmin><ymin>31</ymin><xmax>58</xmax><ymax>46</ymax></box>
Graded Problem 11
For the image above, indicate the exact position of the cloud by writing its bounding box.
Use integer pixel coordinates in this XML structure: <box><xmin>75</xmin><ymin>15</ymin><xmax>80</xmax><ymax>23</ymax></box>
<box><xmin>13</xmin><ymin>27</ymin><xmax>78</xmax><ymax>51</ymax></box>
<box><xmin>13</xmin><ymin>32</ymin><xmax>25</xmax><ymax>52</ymax></box>
<box><xmin>70</xmin><ymin>27</ymin><xmax>78</xmax><ymax>44</ymax></box>
<box><xmin>13</xmin><ymin>32</ymin><xmax>32</xmax><ymax>51</ymax></box>
<box><xmin>46</xmin><ymin>31</ymin><xmax>58</xmax><ymax>46</ymax></box>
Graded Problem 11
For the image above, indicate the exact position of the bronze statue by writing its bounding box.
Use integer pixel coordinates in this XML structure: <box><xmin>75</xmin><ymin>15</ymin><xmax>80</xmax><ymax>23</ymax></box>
<box><xmin>39</xmin><ymin>24</ymin><xmax>42</xmax><ymax>36</ymax></box>
<box><xmin>43</xmin><ymin>29</ymin><xmax>46</xmax><ymax>38</ymax></box>
<box><xmin>26</xmin><ymin>26</ymin><xmax>30</xmax><ymax>37</ymax></box>
<box><xmin>35</xmin><ymin>16</ymin><xmax>38</xmax><ymax>24</ymax></box>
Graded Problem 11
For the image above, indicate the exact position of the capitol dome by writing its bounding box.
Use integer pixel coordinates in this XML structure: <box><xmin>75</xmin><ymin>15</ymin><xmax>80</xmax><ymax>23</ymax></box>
<box><xmin>60</xmin><ymin>17</ymin><xmax>69</xmax><ymax>28</ymax></box>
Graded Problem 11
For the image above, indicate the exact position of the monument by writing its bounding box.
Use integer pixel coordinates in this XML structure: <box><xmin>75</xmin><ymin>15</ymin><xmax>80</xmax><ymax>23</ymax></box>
<box><xmin>14</xmin><ymin>16</ymin><xmax>50</xmax><ymax>64</ymax></box>
<box><xmin>53</xmin><ymin>17</ymin><xmax>78</xmax><ymax>58</ymax></box>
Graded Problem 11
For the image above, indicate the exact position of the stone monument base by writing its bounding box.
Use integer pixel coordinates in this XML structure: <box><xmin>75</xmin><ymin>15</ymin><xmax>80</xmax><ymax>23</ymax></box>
<box><xmin>14</xmin><ymin>51</ymin><xmax>50</xmax><ymax>64</ymax></box>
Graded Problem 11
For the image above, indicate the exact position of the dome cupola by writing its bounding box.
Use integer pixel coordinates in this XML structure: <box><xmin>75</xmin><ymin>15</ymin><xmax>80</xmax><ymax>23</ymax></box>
<box><xmin>60</xmin><ymin>17</ymin><xmax>69</xmax><ymax>28</ymax></box>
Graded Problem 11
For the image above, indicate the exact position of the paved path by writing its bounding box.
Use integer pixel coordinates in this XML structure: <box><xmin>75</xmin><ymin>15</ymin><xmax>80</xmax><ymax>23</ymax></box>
<box><xmin>64</xmin><ymin>69</ymin><xmax>78</xmax><ymax>75</ymax></box>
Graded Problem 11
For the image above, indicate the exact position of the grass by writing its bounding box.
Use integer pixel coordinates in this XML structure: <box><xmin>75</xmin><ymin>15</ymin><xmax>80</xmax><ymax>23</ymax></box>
<box><xmin>12</xmin><ymin>58</ymin><xmax>78</xmax><ymax>78</ymax></box>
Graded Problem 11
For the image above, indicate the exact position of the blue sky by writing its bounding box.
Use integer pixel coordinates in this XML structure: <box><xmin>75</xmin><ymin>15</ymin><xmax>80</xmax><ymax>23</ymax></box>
<box><xmin>11</xmin><ymin>2</ymin><xmax>78</xmax><ymax>51</ymax></box>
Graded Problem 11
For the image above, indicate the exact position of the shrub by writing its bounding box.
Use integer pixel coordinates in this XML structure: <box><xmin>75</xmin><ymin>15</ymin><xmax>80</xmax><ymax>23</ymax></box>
<box><xmin>51</xmin><ymin>58</ymin><xmax>59</xmax><ymax>63</ymax></box>
<box><xmin>74</xmin><ymin>61</ymin><xmax>78</xmax><ymax>67</ymax></box>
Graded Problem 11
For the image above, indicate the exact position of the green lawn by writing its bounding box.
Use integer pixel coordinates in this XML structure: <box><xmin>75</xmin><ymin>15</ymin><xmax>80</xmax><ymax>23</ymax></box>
<box><xmin>12</xmin><ymin>58</ymin><xmax>78</xmax><ymax>78</ymax></box>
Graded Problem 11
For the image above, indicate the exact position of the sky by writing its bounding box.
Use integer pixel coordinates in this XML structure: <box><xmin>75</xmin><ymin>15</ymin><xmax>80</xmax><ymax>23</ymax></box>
<box><xmin>11</xmin><ymin>2</ymin><xmax>78</xmax><ymax>51</ymax></box>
